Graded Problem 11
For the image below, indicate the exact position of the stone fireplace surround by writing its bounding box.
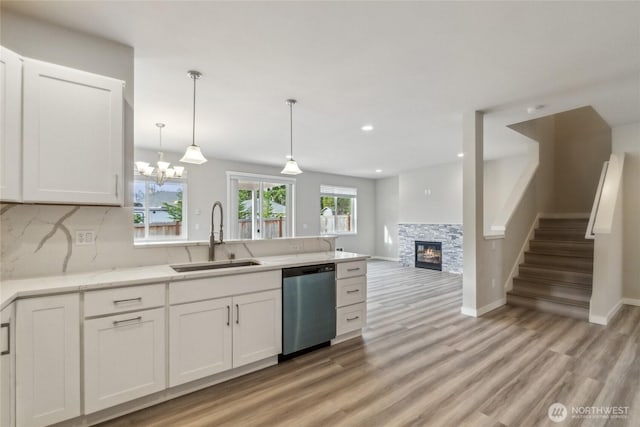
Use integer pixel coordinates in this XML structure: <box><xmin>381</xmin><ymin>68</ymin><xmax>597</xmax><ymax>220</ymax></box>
<box><xmin>398</xmin><ymin>223</ymin><xmax>463</xmax><ymax>274</ymax></box>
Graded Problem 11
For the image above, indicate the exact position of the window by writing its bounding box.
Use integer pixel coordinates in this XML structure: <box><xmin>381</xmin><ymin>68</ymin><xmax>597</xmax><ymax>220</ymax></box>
<box><xmin>227</xmin><ymin>172</ymin><xmax>295</xmax><ymax>240</ymax></box>
<box><xmin>133</xmin><ymin>176</ymin><xmax>187</xmax><ymax>241</ymax></box>
<box><xmin>320</xmin><ymin>185</ymin><xmax>357</xmax><ymax>235</ymax></box>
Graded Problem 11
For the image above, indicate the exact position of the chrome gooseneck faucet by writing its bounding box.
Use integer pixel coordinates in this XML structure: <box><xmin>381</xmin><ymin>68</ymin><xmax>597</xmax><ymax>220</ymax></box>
<box><xmin>209</xmin><ymin>201</ymin><xmax>224</xmax><ymax>261</ymax></box>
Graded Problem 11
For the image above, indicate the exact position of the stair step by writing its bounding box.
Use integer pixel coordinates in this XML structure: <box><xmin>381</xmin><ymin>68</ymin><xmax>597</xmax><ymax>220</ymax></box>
<box><xmin>518</xmin><ymin>264</ymin><xmax>593</xmax><ymax>286</ymax></box>
<box><xmin>507</xmin><ymin>292</ymin><xmax>589</xmax><ymax>320</ymax></box>
<box><xmin>538</xmin><ymin>218</ymin><xmax>589</xmax><ymax>230</ymax></box>
<box><xmin>529</xmin><ymin>240</ymin><xmax>594</xmax><ymax>258</ymax></box>
<box><xmin>512</xmin><ymin>277</ymin><xmax>591</xmax><ymax>302</ymax></box>
<box><xmin>524</xmin><ymin>252</ymin><xmax>593</xmax><ymax>273</ymax></box>
<box><xmin>535</xmin><ymin>228</ymin><xmax>589</xmax><ymax>241</ymax></box>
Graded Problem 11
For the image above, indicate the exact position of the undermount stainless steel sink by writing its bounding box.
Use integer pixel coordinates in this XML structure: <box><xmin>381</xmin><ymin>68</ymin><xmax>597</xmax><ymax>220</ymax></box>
<box><xmin>171</xmin><ymin>260</ymin><xmax>261</xmax><ymax>273</ymax></box>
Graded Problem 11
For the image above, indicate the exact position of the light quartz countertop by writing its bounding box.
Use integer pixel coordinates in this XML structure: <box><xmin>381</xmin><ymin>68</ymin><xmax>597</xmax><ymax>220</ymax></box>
<box><xmin>0</xmin><ymin>251</ymin><xmax>369</xmax><ymax>310</ymax></box>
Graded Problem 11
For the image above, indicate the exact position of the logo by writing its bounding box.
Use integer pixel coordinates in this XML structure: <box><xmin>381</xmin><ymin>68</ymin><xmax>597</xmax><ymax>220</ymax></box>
<box><xmin>548</xmin><ymin>402</ymin><xmax>568</xmax><ymax>423</ymax></box>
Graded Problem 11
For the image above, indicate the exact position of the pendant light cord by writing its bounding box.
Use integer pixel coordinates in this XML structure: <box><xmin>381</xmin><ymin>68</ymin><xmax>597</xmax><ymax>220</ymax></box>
<box><xmin>289</xmin><ymin>101</ymin><xmax>293</xmax><ymax>159</ymax></box>
<box><xmin>192</xmin><ymin>75</ymin><xmax>197</xmax><ymax>147</ymax></box>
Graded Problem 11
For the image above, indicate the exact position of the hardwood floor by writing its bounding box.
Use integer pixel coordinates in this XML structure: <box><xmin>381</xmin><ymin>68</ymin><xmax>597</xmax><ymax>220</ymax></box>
<box><xmin>101</xmin><ymin>260</ymin><xmax>640</xmax><ymax>427</ymax></box>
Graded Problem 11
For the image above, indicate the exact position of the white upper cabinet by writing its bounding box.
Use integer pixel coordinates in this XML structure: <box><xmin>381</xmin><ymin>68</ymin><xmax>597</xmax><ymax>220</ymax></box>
<box><xmin>0</xmin><ymin>47</ymin><xmax>22</xmax><ymax>202</ymax></box>
<box><xmin>22</xmin><ymin>58</ymin><xmax>124</xmax><ymax>205</ymax></box>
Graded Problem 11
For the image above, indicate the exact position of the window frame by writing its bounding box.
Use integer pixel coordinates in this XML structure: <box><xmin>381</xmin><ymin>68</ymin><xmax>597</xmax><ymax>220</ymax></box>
<box><xmin>320</xmin><ymin>185</ymin><xmax>357</xmax><ymax>236</ymax></box>
<box><xmin>226</xmin><ymin>171</ymin><xmax>296</xmax><ymax>240</ymax></box>
<box><xmin>133</xmin><ymin>173</ymin><xmax>188</xmax><ymax>242</ymax></box>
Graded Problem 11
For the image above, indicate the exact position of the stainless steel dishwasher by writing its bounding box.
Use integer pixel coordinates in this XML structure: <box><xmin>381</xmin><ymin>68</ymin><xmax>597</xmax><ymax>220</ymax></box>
<box><xmin>281</xmin><ymin>263</ymin><xmax>336</xmax><ymax>357</ymax></box>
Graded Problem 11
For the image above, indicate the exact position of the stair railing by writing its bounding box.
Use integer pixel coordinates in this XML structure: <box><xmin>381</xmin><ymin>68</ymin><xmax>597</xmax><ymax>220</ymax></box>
<box><xmin>585</xmin><ymin>161</ymin><xmax>609</xmax><ymax>239</ymax></box>
<box><xmin>586</xmin><ymin>153</ymin><xmax>625</xmax><ymax>239</ymax></box>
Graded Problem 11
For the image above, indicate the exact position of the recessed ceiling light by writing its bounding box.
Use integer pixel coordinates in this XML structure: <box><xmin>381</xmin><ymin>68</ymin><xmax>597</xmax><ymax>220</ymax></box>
<box><xmin>375</xmin><ymin>169</ymin><xmax>382</xmax><ymax>173</ymax></box>
<box><xmin>361</xmin><ymin>124</ymin><xmax>374</xmax><ymax>132</ymax></box>
<box><xmin>457</xmin><ymin>152</ymin><xmax>464</xmax><ymax>158</ymax></box>
<box><xmin>526</xmin><ymin>105</ymin><xmax>544</xmax><ymax>114</ymax></box>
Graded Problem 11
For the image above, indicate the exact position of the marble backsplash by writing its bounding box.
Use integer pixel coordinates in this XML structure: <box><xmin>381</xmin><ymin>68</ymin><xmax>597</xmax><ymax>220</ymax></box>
<box><xmin>0</xmin><ymin>203</ymin><xmax>335</xmax><ymax>282</ymax></box>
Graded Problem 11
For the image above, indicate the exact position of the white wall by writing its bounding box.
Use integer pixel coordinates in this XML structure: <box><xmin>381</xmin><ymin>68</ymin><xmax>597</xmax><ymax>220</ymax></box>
<box><xmin>374</xmin><ymin>176</ymin><xmax>399</xmax><ymax>260</ymax></box>
<box><xmin>483</xmin><ymin>154</ymin><xmax>530</xmax><ymax>233</ymax></box>
<box><xmin>135</xmin><ymin>148</ymin><xmax>376</xmax><ymax>255</ymax></box>
<box><xmin>612</xmin><ymin>122</ymin><xmax>640</xmax><ymax>303</ymax></box>
<box><xmin>398</xmin><ymin>161</ymin><xmax>463</xmax><ymax>224</ymax></box>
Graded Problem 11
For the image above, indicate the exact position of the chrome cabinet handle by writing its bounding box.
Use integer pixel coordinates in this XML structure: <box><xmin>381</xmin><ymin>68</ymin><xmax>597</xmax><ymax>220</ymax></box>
<box><xmin>115</xmin><ymin>174</ymin><xmax>119</xmax><ymax>198</ymax></box>
<box><xmin>113</xmin><ymin>297</ymin><xmax>142</xmax><ymax>305</ymax></box>
<box><xmin>236</xmin><ymin>304</ymin><xmax>240</xmax><ymax>324</ymax></box>
<box><xmin>347</xmin><ymin>267</ymin><xmax>361</xmax><ymax>272</ymax></box>
<box><xmin>346</xmin><ymin>316</ymin><xmax>360</xmax><ymax>322</ymax></box>
<box><xmin>1</xmin><ymin>323</ymin><xmax>9</xmax><ymax>356</ymax></box>
<box><xmin>113</xmin><ymin>316</ymin><xmax>142</xmax><ymax>326</ymax></box>
<box><xmin>346</xmin><ymin>289</ymin><xmax>360</xmax><ymax>294</ymax></box>
<box><xmin>226</xmin><ymin>305</ymin><xmax>230</xmax><ymax>326</ymax></box>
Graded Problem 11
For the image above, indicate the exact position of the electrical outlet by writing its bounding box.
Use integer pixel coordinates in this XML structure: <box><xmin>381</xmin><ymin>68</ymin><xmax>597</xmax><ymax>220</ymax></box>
<box><xmin>290</xmin><ymin>244</ymin><xmax>301</xmax><ymax>251</ymax></box>
<box><xmin>336</xmin><ymin>247</ymin><xmax>344</xmax><ymax>252</ymax></box>
<box><xmin>75</xmin><ymin>230</ymin><xmax>95</xmax><ymax>246</ymax></box>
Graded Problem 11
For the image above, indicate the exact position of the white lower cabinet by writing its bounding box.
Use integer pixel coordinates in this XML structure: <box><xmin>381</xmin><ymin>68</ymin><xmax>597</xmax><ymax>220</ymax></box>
<box><xmin>1</xmin><ymin>303</ymin><xmax>15</xmax><ymax>427</ymax></box>
<box><xmin>15</xmin><ymin>294</ymin><xmax>81</xmax><ymax>427</ymax></box>
<box><xmin>169</xmin><ymin>284</ymin><xmax>281</xmax><ymax>385</ymax></box>
<box><xmin>169</xmin><ymin>298</ymin><xmax>233</xmax><ymax>386</ymax></box>
<box><xmin>84</xmin><ymin>308</ymin><xmax>166</xmax><ymax>413</ymax></box>
<box><xmin>232</xmin><ymin>290</ymin><xmax>281</xmax><ymax>368</ymax></box>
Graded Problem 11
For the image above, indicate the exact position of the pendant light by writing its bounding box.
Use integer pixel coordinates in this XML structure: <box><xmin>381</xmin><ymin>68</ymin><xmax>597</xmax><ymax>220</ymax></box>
<box><xmin>281</xmin><ymin>99</ymin><xmax>303</xmax><ymax>175</ymax></box>
<box><xmin>180</xmin><ymin>70</ymin><xmax>208</xmax><ymax>164</ymax></box>
<box><xmin>135</xmin><ymin>123</ymin><xmax>184</xmax><ymax>185</ymax></box>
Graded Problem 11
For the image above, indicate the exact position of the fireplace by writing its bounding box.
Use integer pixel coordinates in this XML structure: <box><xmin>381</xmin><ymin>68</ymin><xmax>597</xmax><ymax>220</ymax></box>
<box><xmin>415</xmin><ymin>241</ymin><xmax>442</xmax><ymax>271</ymax></box>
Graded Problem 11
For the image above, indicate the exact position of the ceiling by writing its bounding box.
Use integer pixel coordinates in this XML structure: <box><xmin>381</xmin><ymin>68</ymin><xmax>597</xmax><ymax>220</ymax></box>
<box><xmin>4</xmin><ymin>1</ymin><xmax>640</xmax><ymax>178</ymax></box>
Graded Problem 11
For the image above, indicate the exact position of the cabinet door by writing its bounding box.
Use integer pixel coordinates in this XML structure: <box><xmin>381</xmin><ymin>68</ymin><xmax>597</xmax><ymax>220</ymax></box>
<box><xmin>1</xmin><ymin>304</ymin><xmax>15</xmax><ymax>427</ymax></box>
<box><xmin>0</xmin><ymin>47</ymin><xmax>22</xmax><ymax>202</ymax></box>
<box><xmin>84</xmin><ymin>308</ymin><xmax>165</xmax><ymax>413</ymax></box>
<box><xmin>22</xmin><ymin>58</ymin><xmax>123</xmax><ymax>205</ymax></box>
<box><xmin>169</xmin><ymin>298</ymin><xmax>232</xmax><ymax>386</ymax></box>
<box><xmin>16</xmin><ymin>294</ymin><xmax>80</xmax><ymax>427</ymax></box>
<box><xmin>233</xmin><ymin>290</ymin><xmax>281</xmax><ymax>368</ymax></box>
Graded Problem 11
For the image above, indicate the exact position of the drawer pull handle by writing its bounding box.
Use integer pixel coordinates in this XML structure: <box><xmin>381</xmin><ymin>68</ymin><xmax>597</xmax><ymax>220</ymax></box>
<box><xmin>346</xmin><ymin>316</ymin><xmax>360</xmax><ymax>322</ymax></box>
<box><xmin>227</xmin><ymin>305</ymin><xmax>230</xmax><ymax>326</ymax></box>
<box><xmin>113</xmin><ymin>316</ymin><xmax>142</xmax><ymax>326</ymax></box>
<box><xmin>236</xmin><ymin>304</ymin><xmax>240</xmax><ymax>324</ymax></box>
<box><xmin>113</xmin><ymin>297</ymin><xmax>142</xmax><ymax>305</ymax></box>
<box><xmin>346</xmin><ymin>289</ymin><xmax>360</xmax><ymax>294</ymax></box>
<box><xmin>347</xmin><ymin>267</ymin><xmax>361</xmax><ymax>272</ymax></box>
<box><xmin>1</xmin><ymin>322</ymin><xmax>10</xmax><ymax>356</ymax></box>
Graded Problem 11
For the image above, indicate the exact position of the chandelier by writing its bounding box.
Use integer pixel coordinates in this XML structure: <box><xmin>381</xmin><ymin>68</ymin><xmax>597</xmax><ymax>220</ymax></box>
<box><xmin>135</xmin><ymin>123</ymin><xmax>184</xmax><ymax>185</ymax></box>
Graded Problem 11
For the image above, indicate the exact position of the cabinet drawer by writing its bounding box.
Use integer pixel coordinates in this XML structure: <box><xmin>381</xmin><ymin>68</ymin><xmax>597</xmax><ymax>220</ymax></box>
<box><xmin>170</xmin><ymin>270</ymin><xmax>281</xmax><ymax>305</ymax></box>
<box><xmin>336</xmin><ymin>303</ymin><xmax>366</xmax><ymax>336</ymax></box>
<box><xmin>337</xmin><ymin>276</ymin><xmax>366</xmax><ymax>307</ymax></box>
<box><xmin>336</xmin><ymin>260</ymin><xmax>367</xmax><ymax>279</ymax></box>
<box><xmin>85</xmin><ymin>284</ymin><xmax>165</xmax><ymax>317</ymax></box>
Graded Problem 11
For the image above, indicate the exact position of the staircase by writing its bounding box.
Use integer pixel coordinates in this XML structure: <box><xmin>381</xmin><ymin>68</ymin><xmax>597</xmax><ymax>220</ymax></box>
<box><xmin>507</xmin><ymin>218</ymin><xmax>593</xmax><ymax>320</ymax></box>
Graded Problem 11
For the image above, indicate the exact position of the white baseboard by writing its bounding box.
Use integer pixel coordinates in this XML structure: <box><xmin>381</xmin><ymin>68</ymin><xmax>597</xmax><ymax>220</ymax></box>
<box><xmin>590</xmin><ymin>300</ymin><xmax>623</xmax><ymax>325</ymax></box>
<box><xmin>371</xmin><ymin>256</ymin><xmax>400</xmax><ymax>262</ymax></box>
<box><xmin>539</xmin><ymin>212</ymin><xmax>590</xmax><ymax>219</ymax></box>
<box><xmin>461</xmin><ymin>298</ymin><xmax>506</xmax><ymax>318</ymax></box>
<box><xmin>623</xmin><ymin>298</ymin><xmax>640</xmax><ymax>306</ymax></box>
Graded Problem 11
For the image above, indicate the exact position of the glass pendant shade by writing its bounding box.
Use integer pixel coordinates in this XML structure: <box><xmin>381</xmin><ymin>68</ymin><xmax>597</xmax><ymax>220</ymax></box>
<box><xmin>180</xmin><ymin>145</ymin><xmax>208</xmax><ymax>164</ymax></box>
<box><xmin>281</xmin><ymin>159</ymin><xmax>303</xmax><ymax>175</ymax></box>
<box><xmin>136</xmin><ymin>161</ymin><xmax>150</xmax><ymax>173</ymax></box>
